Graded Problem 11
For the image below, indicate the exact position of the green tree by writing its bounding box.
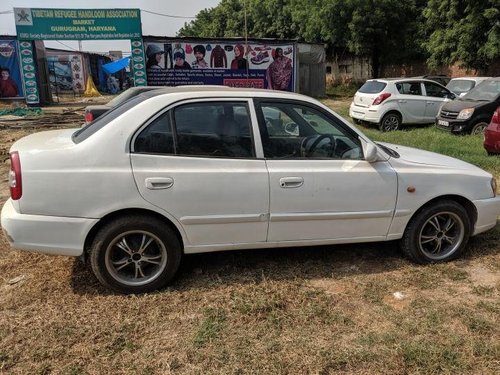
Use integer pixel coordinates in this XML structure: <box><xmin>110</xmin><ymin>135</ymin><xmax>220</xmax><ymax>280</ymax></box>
<box><xmin>423</xmin><ymin>0</ymin><xmax>500</xmax><ymax>72</ymax></box>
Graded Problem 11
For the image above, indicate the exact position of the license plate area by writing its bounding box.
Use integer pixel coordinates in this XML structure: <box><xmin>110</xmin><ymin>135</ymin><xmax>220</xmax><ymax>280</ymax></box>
<box><xmin>438</xmin><ymin>120</ymin><xmax>449</xmax><ymax>126</ymax></box>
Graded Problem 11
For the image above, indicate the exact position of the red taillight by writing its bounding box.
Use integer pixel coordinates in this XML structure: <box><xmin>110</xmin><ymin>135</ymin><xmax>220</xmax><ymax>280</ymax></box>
<box><xmin>9</xmin><ymin>151</ymin><xmax>22</xmax><ymax>200</ymax></box>
<box><xmin>372</xmin><ymin>93</ymin><xmax>391</xmax><ymax>105</ymax></box>
<box><xmin>490</xmin><ymin>108</ymin><xmax>500</xmax><ymax>130</ymax></box>
<box><xmin>84</xmin><ymin>111</ymin><xmax>94</xmax><ymax>124</ymax></box>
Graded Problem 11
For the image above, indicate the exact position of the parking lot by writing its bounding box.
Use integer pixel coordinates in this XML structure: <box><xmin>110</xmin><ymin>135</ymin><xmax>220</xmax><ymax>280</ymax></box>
<box><xmin>0</xmin><ymin>98</ymin><xmax>498</xmax><ymax>374</ymax></box>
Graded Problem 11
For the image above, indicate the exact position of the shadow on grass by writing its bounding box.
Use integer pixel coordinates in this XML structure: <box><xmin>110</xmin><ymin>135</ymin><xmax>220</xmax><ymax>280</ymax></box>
<box><xmin>69</xmin><ymin>222</ymin><xmax>499</xmax><ymax>295</ymax></box>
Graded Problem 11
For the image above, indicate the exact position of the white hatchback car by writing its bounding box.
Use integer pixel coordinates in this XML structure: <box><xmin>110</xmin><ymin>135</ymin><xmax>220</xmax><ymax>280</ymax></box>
<box><xmin>2</xmin><ymin>87</ymin><xmax>500</xmax><ymax>293</ymax></box>
<box><xmin>446</xmin><ymin>77</ymin><xmax>491</xmax><ymax>97</ymax></box>
<box><xmin>350</xmin><ymin>78</ymin><xmax>456</xmax><ymax>131</ymax></box>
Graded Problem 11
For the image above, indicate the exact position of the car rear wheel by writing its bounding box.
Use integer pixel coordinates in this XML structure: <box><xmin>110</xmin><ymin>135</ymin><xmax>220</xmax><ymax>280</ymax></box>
<box><xmin>471</xmin><ymin>122</ymin><xmax>488</xmax><ymax>135</ymax></box>
<box><xmin>400</xmin><ymin>200</ymin><xmax>470</xmax><ymax>264</ymax></box>
<box><xmin>379</xmin><ymin>113</ymin><xmax>401</xmax><ymax>132</ymax></box>
<box><xmin>90</xmin><ymin>215</ymin><xmax>182</xmax><ymax>294</ymax></box>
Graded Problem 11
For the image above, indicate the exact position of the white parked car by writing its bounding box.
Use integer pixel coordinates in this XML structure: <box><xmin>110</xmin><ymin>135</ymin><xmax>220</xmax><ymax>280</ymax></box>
<box><xmin>2</xmin><ymin>87</ymin><xmax>499</xmax><ymax>294</ymax></box>
<box><xmin>446</xmin><ymin>77</ymin><xmax>491</xmax><ymax>97</ymax></box>
<box><xmin>350</xmin><ymin>78</ymin><xmax>456</xmax><ymax>131</ymax></box>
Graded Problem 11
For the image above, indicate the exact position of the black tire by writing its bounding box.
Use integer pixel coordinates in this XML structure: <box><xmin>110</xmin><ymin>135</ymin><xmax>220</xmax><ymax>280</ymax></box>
<box><xmin>379</xmin><ymin>113</ymin><xmax>401</xmax><ymax>132</ymax></box>
<box><xmin>471</xmin><ymin>122</ymin><xmax>488</xmax><ymax>135</ymax></box>
<box><xmin>352</xmin><ymin>118</ymin><xmax>362</xmax><ymax>125</ymax></box>
<box><xmin>400</xmin><ymin>200</ymin><xmax>471</xmax><ymax>264</ymax></box>
<box><xmin>90</xmin><ymin>215</ymin><xmax>182</xmax><ymax>294</ymax></box>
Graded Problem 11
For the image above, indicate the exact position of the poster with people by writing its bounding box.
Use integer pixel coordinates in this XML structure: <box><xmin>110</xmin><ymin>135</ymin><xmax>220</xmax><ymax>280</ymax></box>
<box><xmin>47</xmin><ymin>53</ymin><xmax>85</xmax><ymax>94</ymax></box>
<box><xmin>144</xmin><ymin>39</ymin><xmax>295</xmax><ymax>92</ymax></box>
<box><xmin>0</xmin><ymin>39</ymin><xmax>24</xmax><ymax>98</ymax></box>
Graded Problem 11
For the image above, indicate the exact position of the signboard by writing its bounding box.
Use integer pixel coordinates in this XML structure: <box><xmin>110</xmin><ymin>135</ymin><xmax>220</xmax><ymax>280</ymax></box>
<box><xmin>144</xmin><ymin>39</ymin><xmax>296</xmax><ymax>91</ymax></box>
<box><xmin>14</xmin><ymin>8</ymin><xmax>142</xmax><ymax>40</ymax></box>
<box><xmin>18</xmin><ymin>41</ymin><xmax>39</xmax><ymax>104</ymax></box>
<box><xmin>130</xmin><ymin>38</ymin><xmax>147</xmax><ymax>86</ymax></box>
<box><xmin>0</xmin><ymin>39</ymin><xmax>24</xmax><ymax>99</ymax></box>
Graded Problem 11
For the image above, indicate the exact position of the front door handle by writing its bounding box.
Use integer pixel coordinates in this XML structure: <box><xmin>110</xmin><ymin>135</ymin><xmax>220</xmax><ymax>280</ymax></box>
<box><xmin>279</xmin><ymin>177</ymin><xmax>304</xmax><ymax>188</ymax></box>
<box><xmin>145</xmin><ymin>177</ymin><xmax>174</xmax><ymax>190</ymax></box>
<box><xmin>426</xmin><ymin>102</ymin><xmax>435</xmax><ymax>105</ymax></box>
<box><xmin>398</xmin><ymin>100</ymin><xmax>407</xmax><ymax>103</ymax></box>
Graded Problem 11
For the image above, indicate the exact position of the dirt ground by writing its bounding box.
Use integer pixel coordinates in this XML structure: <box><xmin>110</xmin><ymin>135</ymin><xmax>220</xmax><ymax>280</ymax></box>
<box><xmin>0</xmin><ymin>101</ymin><xmax>498</xmax><ymax>374</ymax></box>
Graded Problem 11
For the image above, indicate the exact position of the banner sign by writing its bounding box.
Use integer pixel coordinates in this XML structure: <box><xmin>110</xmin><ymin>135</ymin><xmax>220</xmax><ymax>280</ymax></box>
<box><xmin>130</xmin><ymin>38</ymin><xmax>147</xmax><ymax>86</ymax></box>
<box><xmin>47</xmin><ymin>53</ymin><xmax>85</xmax><ymax>93</ymax></box>
<box><xmin>18</xmin><ymin>41</ymin><xmax>39</xmax><ymax>104</ymax></box>
<box><xmin>0</xmin><ymin>39</ymin><xmax>24</xmax><ymax>99</ymax></box>
<box><xmin>144</xmin><ymin>39</ymin><xmax>296</xmax><ymax>92</ymax></box>
<box><xmin>14</xmin><ymin>8</ymin><xmax>142</xmax><ymax>40</ymax></box>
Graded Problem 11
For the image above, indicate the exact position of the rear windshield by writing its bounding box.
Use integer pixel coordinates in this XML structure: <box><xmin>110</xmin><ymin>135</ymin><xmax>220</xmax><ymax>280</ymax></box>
<box><xmin>447</xmin><ymin>80</ymin><xmax>475</xmax><ymax>94</ymax></box>
<box><xmin>72</xmin><ymin>95</ymin><xmax>145</xmax><ymax>143</ymax></box>
<box><xmin>359</xmin><ymin>81</ymin><xmax>387</xmax><ymax>94</ymax></box>
<box><xmin>463</xmin><ymin>80</ymin><xmax>500</xmax><ymax>101</ymax></box>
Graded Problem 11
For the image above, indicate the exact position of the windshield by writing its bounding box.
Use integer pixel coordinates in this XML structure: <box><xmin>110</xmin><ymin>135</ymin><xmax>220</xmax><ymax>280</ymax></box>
<box><xmin>446</xmin><ymin>80</ymin><xmax>475</xmax><ymax>94</ymax></box>
<box><xmin>463</xmin><ymin>80</ymin><xmax>500</xmax><ymax>101</ymax></box>
<box><xmin>359</xmin><ymin>81</ymin><xmax>386</xmax><ymax>94</ymax></box>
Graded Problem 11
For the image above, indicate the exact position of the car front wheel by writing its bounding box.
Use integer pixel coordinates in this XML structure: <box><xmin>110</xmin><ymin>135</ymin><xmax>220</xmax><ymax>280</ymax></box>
<box><xmin>90</xmin><ymin>215</ymin><xmax>182</xmax><ymax>294</ymax></box>
<box><xmin>379</xmin><ymin>113</ymin><xmax>401</xmax><ymax>132</ymax></box>
<box><xmin>400</xmin><ymin>200</ymin><xmax>470</xmax><ymax>264</ymax></box>
<box><xmin>471</xmin><ymin>122</ymin><xmax>488</xmax><ymax>135</ymax></box>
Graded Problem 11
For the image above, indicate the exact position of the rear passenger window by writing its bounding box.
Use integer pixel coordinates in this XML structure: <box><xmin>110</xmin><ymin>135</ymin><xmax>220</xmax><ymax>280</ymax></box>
<box><xmin>174</xmin><ymin>102</ymin><xmax>254</xmax><ymax>158</ymax></box>
<box><xmin>396</xmin><ymin>82</ymin><xmax>422</xmax><ymax>95</ymax></box>
<box><xmin>135</xmin><ymin>112</ymin><xmax>174</xmax><ymax>154</ymax></box>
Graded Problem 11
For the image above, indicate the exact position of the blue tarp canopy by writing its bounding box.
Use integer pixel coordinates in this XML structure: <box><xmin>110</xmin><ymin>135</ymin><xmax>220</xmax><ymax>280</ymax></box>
<box><xmin>102</xmin><ymin>57</ymin><xmax>130</xmax><ymax>74</ymax></box>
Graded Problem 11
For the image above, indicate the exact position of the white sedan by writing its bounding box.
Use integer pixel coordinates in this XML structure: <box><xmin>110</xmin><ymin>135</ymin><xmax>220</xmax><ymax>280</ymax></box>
<box><xmin>2</xmin><ymin>87</ymin><xmax>500</xmax><ymax>293</ymax></box>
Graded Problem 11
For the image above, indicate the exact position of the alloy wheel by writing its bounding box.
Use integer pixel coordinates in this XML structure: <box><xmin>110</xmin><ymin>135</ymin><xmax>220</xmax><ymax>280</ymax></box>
<box><xmin>418</xmin><ymin>212</ymin><xmax>465</xmax><ymax>261</ymax></box>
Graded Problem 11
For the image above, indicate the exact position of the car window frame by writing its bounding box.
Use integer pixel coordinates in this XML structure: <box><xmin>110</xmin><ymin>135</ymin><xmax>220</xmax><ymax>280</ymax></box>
<box><xmin>131</xmin><ymin>97</ymin><xmax>258</xmax><ymax>160</ymax></box>
<box><xmin>253</xmin><ymin>98</ymin><xmax>365</xmax><ymax>160</ymax></box>
<box><xmin>422</xmin><ymin>81</ymin><xmax>451</xmax><ymax>98</ymax></box>
<box><xmin>395</xmin><ymin>81</ymin><xmax>423</xmax><ymax>96</ymax></box>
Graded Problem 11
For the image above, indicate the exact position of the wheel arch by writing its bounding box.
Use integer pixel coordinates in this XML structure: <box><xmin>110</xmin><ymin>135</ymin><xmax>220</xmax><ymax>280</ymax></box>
<box><xmin>83</xmin><ymin>208</ymin><xmax>185</xmax><ymax>260</ymax></box>
<box><xmin>381</xmin><ymin>109</ymin><xmax>403</xmax><ymax>123</ymax></box>
<box><xmin>407</xmin><ymin>194</ymin><xmax>477</xmax><ymax>231</ymax></box>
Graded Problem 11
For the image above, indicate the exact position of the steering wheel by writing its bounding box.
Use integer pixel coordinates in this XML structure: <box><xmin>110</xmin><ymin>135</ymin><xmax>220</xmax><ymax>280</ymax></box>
<box><xmin>300</xmin><ymin>134</ymin><xmax>336</xmax><ymax>157</ymax></box>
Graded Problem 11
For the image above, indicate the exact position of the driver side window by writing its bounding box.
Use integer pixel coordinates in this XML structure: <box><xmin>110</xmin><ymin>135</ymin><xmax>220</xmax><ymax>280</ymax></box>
<box><xmin>257</xmin><ymin>102</ymin><xmax>362</xmax><ymax>160</ymax></box>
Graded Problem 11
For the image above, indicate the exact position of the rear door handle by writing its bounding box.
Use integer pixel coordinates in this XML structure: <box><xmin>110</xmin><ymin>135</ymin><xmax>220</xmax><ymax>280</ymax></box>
<box><xmin>398</xmin><ymin>100</ymin><xmax>407</xmax><ymax>103</ymax></box>
<box><xmin>145</xmin><ymin>177</ymin><xmax>174</xmax><ymax>190</ymax></box>
<box><xmin>426</xmin><ymin>102</ymin><xmax>435</xmax><ymax>105</ymax></box>
<box><xmin>279</xmin><ymin>177</ymin><xmax>304</xmax><ymax>188</ymax></box>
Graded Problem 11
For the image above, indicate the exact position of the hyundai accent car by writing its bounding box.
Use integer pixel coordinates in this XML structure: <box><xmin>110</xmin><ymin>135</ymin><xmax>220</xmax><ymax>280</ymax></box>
<box><xmin>350</xmin><ymin>78</ymin><xmax>455</xmax><ymax>131</ymax></box>
<box><xmin>2</xmin><ymin>87</ymin><xmax>500</xmax><ymax>294</ymax></box>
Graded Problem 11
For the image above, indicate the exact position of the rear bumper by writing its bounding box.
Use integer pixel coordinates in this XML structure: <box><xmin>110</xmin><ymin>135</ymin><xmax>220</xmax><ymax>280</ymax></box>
<box><xmin>472</xmin><ymin>195</ymin><xmax>500</xmax><ymax>235</ymax></box>
<box><xmin>483</xmin><ymin>129</ymin><xmax>500</xmax><ymax>153</ymax></box>
<box><xmin>1</xmin><ymin>199</ymin><xmax>98</xmax><ymax>257</ymax></box>
<box><xmin>349</xmin><ymin>103</ymin><xmax>382</xmax><ymax>123</ymax></box>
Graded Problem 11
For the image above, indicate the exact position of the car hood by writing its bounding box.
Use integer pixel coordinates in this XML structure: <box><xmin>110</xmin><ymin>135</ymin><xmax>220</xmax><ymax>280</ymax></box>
<box><xmin>379</xmin><ymin>142</ymin><xmax>486</xmax><ymax>172</ymax></box>
<box><xmin>441</xmin><ymin>98</ymin><xmax>487</xmax><ymax>112</ymax></box>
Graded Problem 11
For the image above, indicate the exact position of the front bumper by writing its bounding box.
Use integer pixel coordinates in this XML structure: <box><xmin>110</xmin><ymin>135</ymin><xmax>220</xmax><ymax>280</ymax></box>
<box><xmin>349</xmin><ymin>103</ymin><xmax>382</xmax><ymax>124</ymax></box>
<box><xmin>472</xmin><ymin>195</ymin><xmax>500</xmax><ymax>235</ymax></box>
<box><xmin>435</xmin><ymin>117</ymin><xmax>472</xmax><ymax>133</ymax></box>
<box><xmin>1</xmin><ymin>199</ymin><xmax>98</xmax><ymax>257</ymax></box>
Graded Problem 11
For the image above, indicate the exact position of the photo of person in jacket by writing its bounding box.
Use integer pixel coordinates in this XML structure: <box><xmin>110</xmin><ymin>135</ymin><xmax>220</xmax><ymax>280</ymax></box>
<box><xmin>0</xmin><ymin>68</ymin><xmax>19</xmax><ymax>97</ymax></box>
<box><xmin>173</xmin><ymin>48</ymin><xmax>191</xmax><ymax>70</ymax></box>
<box><xmin>230</xmin><ymin>44</ymin><xmax>248</xmax><ymax>70</ymax></box>
<box><xmin>146</xmin><ymin>44</ymin><xmax>164</xmax><ymax>70</ymax></box>
<box><xmin>191</xmin><ymin>45</ymin><xmax>208</xmax><ymax>69</ymax></box>
<box><xmin>210</xmin><ymin>45</ymin><xmax>227</xmax><ymax>68</ymax></box>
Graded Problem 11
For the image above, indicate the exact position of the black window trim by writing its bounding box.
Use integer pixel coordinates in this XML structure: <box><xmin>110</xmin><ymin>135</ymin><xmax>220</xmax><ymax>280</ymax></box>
<box><xmin>131</xmin><ymin>98</ymin><xmax>257</xmax><ymax>160</ymax></box>
<box><xmin>252</xmin><ymin>97</ymin><xmax>366</xmax><ymax>160</ymax></box>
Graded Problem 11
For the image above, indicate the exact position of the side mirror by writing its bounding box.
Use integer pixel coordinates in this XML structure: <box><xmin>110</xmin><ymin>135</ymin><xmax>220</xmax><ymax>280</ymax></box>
<box><xmin>361</xmin><ymin>138</ymin><xmax>379</xmax><ymax>162</ymax></box>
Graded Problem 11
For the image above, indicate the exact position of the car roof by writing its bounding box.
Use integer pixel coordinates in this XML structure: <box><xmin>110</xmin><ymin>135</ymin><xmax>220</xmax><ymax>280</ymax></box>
<box><xmin>367</xmin><ymin>78</ymin><xmax>441</xmax><ymax>83</ymax></box>
<box><xmin>449</xmin><ymin>77</ymin><xmax>491</xmax><ymax>81</ymax></box>
<box><xmin>137</xmin><ymin>85</ymin><xmax>309</xmax><ymax>101</ymax></box>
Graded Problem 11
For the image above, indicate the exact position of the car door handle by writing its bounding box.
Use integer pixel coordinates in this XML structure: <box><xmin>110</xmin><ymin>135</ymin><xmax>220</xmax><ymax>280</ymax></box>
<box><xmin>398</xmin><ymin>100</ymin><xmax>407</xmax><ymax>103</ymax></box>
<box><xmin>426</xmin><ymin>102</ymin><xmax>435</xmax><ymax>105</ymax></box>
<box><xmin>279</xmin><ymin>177</ymin><xmax>304</xmax><ymax>188</ymax></box>
<box><xmin>145</xmin><ymin>177</ymin><xmax>174</xmax><ymax>190</ymax></box>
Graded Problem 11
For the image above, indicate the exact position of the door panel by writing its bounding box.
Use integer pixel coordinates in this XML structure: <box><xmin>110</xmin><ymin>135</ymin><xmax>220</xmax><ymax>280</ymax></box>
<box><xmin>131</xmin><ymin>99</ymin><xmax>269</xmax><ymax>247</ymax></box>
<box><xmin>266</xmin><ymin>159</ymin><xmax>397</xmax><ymax>241</ymax></box>
<box><xmin>394</xmin><ymin>81</ymin><xmax>426</xmax><ymax>123</ymax></box>
<box><xmin>423</xmin><ymin>82</ymin><xmax>451</xmax><ymax>120</ymax></box>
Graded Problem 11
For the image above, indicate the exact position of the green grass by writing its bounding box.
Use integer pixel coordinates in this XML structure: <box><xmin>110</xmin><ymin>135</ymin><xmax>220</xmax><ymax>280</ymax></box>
<box><xmin>326</xmin><ymin>83</ymin><xmax>362</xmax><ymax>99</ymax></box>
<box><xmin>321</xmin><ymin>98</ymin><xmax>500</xmax><ymax>178</ymax></box>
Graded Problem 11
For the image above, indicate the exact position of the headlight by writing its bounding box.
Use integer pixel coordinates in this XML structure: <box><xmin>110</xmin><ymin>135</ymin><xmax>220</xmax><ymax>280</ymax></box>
<box><xmin>457</xmin><ymin>108</ymin><xmax>474</xmax><ymax>120</ymax></box>
<box><xmin>492</xmin><ymin>178</ymin><xmax>497</xmax><ymax>196</ymax></box>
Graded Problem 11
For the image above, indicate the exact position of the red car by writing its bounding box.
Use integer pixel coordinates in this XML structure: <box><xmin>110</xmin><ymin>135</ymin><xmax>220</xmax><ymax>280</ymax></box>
<box><xmin>484</xmin><ymin>106</ymin><xmax>500</xmax><ymax>155</ymax></box>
